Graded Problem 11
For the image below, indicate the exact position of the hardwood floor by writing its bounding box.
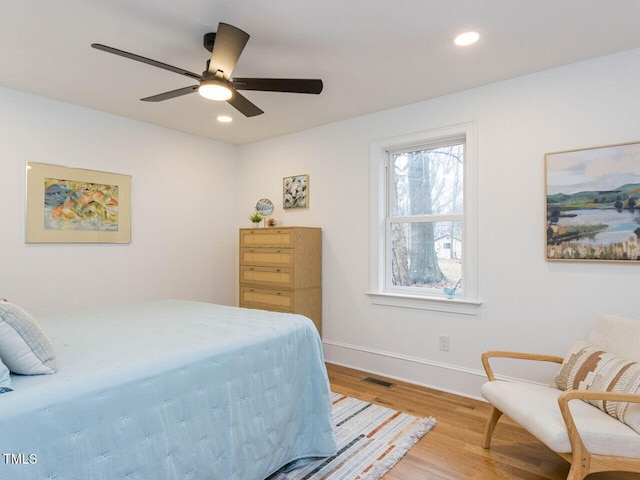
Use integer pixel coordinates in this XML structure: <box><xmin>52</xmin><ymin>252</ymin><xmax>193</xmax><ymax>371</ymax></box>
<box><xmin>326</xmin><ymin>363</ymin><xmax>640</xmax><ymax>480</ymax></box>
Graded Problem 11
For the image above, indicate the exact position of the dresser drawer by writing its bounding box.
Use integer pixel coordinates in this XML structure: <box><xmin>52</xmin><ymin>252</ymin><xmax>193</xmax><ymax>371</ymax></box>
<box><xmin>240</xmin><ymin>229</ymin><xmax>293</xmax><ymax>248</ymax></box>
<box><xmin>240</xmin><ymin>247</ymin><xmax>293</xmax><ymax>268</ymax></box>
<box><xmin>239</xmin><ymin>287</ymin><xmax>294</xmax><ymax>312</ymax></box>
<box><xmin>240</xmin><ymin>266</ymin><xmax>293</xmax><ymax>288</ymax></box>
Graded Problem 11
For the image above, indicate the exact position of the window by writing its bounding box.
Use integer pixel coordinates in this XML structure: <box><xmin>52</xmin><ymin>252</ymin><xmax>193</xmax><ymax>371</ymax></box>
<box><xmin>369</xmin><ymin>123</ymin><xmax>480</xmax><ymax>314</ymax></box>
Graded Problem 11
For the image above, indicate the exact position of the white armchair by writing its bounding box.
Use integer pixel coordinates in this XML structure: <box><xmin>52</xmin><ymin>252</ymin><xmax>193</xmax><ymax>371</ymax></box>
<box><xmin>480</xmin><ymin>314</ymin><xmax>640</xmax><ymax>480</ymax></box>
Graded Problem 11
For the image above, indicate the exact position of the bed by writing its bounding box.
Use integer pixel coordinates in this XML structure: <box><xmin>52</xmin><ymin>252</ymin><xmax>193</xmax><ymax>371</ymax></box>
<box><xmin>0</xmin><ymin>300</ymin><xmax>336</xmax><ymax>480</ymax></box>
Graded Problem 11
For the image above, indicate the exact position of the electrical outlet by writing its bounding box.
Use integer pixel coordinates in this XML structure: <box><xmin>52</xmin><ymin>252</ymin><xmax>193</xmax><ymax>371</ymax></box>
<box><xmin>439</xmin><ymin>335</ymin><xmax>450</xmax><ymax>352</ymax></box>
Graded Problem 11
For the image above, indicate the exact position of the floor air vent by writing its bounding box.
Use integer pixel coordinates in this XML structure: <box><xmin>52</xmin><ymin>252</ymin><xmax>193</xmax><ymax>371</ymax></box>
<box><xmin>362</xmin><ymin>377</ymin><xmax>395</xmax><ymax>388</ymax></box>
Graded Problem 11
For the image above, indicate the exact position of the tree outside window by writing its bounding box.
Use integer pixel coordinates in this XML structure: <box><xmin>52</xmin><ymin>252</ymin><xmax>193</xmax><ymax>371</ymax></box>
<box><xmin>388</xmin><ymin>143</ymin><xmax>463</xmax><ymax>293</ymax></box>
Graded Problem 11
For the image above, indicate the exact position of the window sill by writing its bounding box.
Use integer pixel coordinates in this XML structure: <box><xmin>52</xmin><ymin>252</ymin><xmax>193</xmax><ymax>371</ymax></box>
<box><xmin>366</xmin><ymin>291</ymin><xmax>482</xmax><ymax>315</ymax></box>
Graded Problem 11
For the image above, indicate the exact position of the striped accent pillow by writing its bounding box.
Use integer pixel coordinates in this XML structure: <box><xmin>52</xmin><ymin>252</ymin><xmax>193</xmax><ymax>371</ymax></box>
<box><xmin>552</xmin><ymin>340</ymin><xmax>640</xmax><ymax>434</ymax></box>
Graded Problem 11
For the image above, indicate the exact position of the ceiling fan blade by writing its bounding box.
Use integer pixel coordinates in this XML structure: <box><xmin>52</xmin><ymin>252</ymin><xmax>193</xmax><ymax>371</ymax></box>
<box><xmin>91</xmin><ymin>44</ymin><xmax>202</xmax><ymax>81</ymax></box>
<box><xmin>227</xmin><ymin>91</ymin><xmax>264</xmax><ymax>117</ymax></box>
<box><xmin>141</xmin><ymin>85</ymin><xmax>199</xmax><ymax>102</ymax></box>
<box><xmin>232</xmin><ymin>78</ymin><xmax>323</xmax><ymax>94</ymax></box>
<box><xmin>208</xmin><ymin>23</ymin><xmax>250</xmax><ymax>79</ymax></box>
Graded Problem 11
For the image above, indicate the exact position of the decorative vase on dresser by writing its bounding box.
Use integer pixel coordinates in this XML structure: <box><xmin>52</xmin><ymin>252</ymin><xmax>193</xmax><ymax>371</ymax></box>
<box><xmin>239</xmin><ymin>227</ymin><xmax>322</xmax><ymax>336</ymax></box>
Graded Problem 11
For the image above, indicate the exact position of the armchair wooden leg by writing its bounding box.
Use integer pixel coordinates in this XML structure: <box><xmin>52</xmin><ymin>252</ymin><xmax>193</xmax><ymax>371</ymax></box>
<box><xmin>566</xmin><ymin>461</ymin><xmax>588</xmax><ymax>480</ymax></box>
<box><xmin>565</xmin><ymin>445</ymin><xmax>590</xmax><ymax>480</ymax></box>
<box><xmin>482</xmin><ymin>406</ymin><xmax>503</xmax><ymax>449</ymax></box>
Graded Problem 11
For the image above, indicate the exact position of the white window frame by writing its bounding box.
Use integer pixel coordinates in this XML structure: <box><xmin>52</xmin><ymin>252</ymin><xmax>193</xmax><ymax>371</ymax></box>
<box><xmin>368</xmin><ymin>122</ymin><xmax>481</xmax><ymax>315</ymax></box>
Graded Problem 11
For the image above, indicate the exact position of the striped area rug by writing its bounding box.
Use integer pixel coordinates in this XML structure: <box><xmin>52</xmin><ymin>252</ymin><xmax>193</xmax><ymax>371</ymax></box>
<box><xmin>271</xmin><ymin>392</ymin><xmax>436</xmax><ymax>480</ymax></box>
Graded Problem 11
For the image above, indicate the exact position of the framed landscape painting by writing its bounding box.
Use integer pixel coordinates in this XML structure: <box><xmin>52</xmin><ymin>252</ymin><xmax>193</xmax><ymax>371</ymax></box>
<box><xmin>26</xmin><ymin>162</ymin><xmax>131</xmax><ymax>243</ymax></box>
<box><xmin>546</xmin><ymin>141</ymin><xmax>640</xmax><ymax>262</ymax></box>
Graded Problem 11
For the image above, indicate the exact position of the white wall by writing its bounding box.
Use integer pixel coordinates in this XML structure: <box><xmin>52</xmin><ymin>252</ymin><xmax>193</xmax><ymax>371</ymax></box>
<box><xmin>0</xmin><ymin>87</ymin><xmax>238</xmax><ymax>316</ymax></box>
<box><xmin>237</xmin><ymin>48</ymin><xmax>640</xmax><ymax>399</ymax></box>
<box><xmin>3</xmin><ymin>47</ymin><xmax>639</xmax><ymax>400</ymax></box>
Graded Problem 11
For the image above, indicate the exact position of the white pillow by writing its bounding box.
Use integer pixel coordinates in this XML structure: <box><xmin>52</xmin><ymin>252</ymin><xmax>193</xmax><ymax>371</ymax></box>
<box><xmin>0</xmin><ymin>356</ymin><xmax>12</xmax><ymax>393</ymax></box>
<box><xmin>0</xmin><ymin>301</ymin><xmax>57</xmax><ymax>375</ymax></box>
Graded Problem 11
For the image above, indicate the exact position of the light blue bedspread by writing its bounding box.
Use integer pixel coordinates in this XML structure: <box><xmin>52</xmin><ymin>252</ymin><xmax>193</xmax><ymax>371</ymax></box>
<box><xmin>0</xmin><ymin>300</ymin><xmax>336</xmax><ymax>479</ymax></box>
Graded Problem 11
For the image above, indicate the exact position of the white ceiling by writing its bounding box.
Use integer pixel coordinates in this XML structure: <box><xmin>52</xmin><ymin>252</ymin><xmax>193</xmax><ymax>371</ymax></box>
<box><xmin>3</xmin><ymin>1</ymin><xmax>640</xmax><ymax>145</ymax></box>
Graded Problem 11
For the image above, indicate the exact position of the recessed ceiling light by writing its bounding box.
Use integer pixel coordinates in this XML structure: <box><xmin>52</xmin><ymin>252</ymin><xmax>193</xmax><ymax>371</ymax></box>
<box><xmin>217</xmin><ymin>115</ymin><xmax>233</xmax><ymax>123</ymax></box>
<box><xmin>454</xmin><ymin>31</ymin><xmax>480</xmax><ymax>46</ymax></box>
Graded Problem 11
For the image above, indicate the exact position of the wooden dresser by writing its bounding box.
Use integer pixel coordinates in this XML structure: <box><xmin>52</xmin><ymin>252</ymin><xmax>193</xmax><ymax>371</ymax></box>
<box><xmin>239</xmin><ymin>227</ymin><xmax>322</xmax><ymax>335</ymax></box>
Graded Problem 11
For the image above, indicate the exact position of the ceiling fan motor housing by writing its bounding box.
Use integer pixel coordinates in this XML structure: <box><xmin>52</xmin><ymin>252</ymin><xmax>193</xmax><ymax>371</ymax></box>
<box><xmin>203</xmin><ymin>32</ymin><xmax>216</xmax><ymax>52</ymax></box>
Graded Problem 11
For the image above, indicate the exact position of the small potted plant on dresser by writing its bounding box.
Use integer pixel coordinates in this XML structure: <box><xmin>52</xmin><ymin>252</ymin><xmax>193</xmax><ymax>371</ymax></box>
<box><xmin>248</xmin><ymin>212</ymin><xmax>262</xmax><ymax>227</ymax></box>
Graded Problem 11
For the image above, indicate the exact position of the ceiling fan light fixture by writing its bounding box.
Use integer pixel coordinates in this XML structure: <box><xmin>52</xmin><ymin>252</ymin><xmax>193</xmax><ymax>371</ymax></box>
<box><xmin>199</xmin><ymin>78</ymin><xmax>233</xmax><ymax>101</ymax></box>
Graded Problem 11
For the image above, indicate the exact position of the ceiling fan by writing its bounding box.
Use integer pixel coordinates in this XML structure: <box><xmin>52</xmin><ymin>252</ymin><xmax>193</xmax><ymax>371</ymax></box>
<box><xmin>91</xmin><ymin>22</ymin><xmax>323</xmax><ymax>118</ymax></box>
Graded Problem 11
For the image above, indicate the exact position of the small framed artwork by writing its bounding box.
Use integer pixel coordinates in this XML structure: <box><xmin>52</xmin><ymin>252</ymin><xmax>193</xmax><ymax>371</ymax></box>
<box><xmin>545</xmin><ymin>141</ymin><xmax>640</xmax><ymax>262</ymax></box>
<box><xmin>26</xmin><ymin>162</ymin><xmax>131</xmax><ymax>243</ymax></box>
<box><xmin>283</xmin><ymin>174</ymin><xmax>309</xmax><ymax>209</ymax></box>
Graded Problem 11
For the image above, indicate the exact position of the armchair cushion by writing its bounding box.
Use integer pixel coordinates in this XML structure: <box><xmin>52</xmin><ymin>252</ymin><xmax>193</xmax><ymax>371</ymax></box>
<box><xmin>552</xmin><ymin>339</ymin><xmax>640</xmax><ymax>435</ymax></box>
<box><xmin>481</xmin><ymin>380</ymin><xmax>640</xmax><ymax>458</ymax></box>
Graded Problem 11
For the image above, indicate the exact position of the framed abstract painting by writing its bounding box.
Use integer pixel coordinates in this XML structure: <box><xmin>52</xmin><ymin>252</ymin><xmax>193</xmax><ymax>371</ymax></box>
<box><xmin>283</xmin><ymin>174</ymin><xmax>309</xmax><ymax>209</ymax></box>
<box><xmin>545</xmin><ymin>141</ymin><xmax>640</xmax><ymax>262</ymax></box>
<box><xmin>26</xmin><ymin>162</ymin><xmax>131</xmax><ymax>243</ymax></box>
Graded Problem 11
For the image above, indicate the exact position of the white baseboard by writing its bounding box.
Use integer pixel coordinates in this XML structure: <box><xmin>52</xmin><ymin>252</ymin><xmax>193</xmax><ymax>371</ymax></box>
<box><xmin>322</xmin><ymin>339</ymin><xmax>542</xmax><ymax>401</ymax></box>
